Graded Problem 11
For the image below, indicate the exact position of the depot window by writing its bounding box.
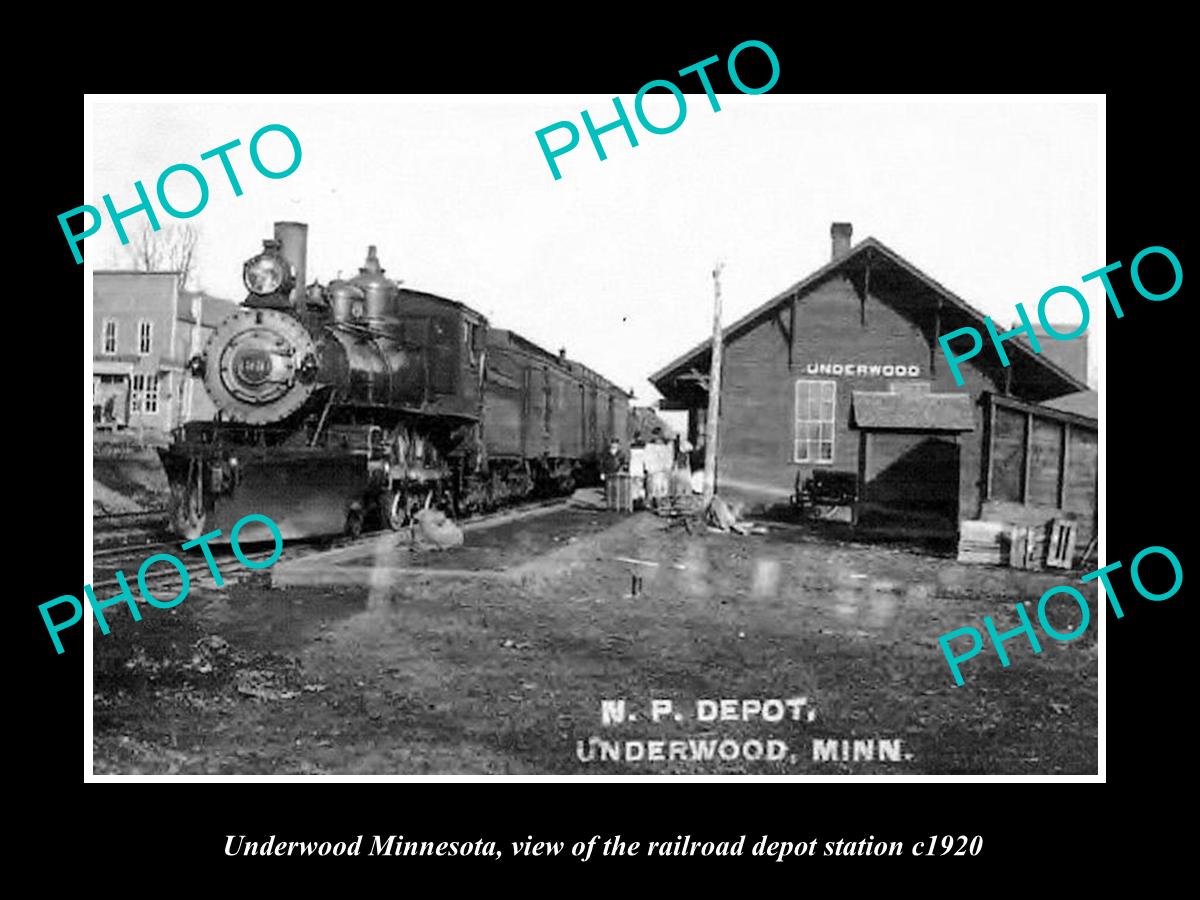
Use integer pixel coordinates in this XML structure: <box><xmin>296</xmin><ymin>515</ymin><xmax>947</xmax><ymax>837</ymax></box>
<box><xmin>794</xmin><ymin>379</ymin><xmax>835</xmax><ymax>463</ymax></box>
<box><xmin>131</xmin><ymin>373</ymin><xmax>159</xmax><ymax>415</ymax></box>
<box><xmin>138</xmin><ymin>320</ymin><xmax>153</xmax><ymax>355</ymax></box>
<box><xmin>102</xmin><ymin>319</ymin><xmax>117</xmax><ymax>355</ymax></box>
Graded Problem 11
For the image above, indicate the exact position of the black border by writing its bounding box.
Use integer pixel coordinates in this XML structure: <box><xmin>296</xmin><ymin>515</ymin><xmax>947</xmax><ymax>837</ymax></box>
<box><xmin>21</xmin><ymin>24</ymin><xmax>1188</xmax><ymax>877</ymax></box>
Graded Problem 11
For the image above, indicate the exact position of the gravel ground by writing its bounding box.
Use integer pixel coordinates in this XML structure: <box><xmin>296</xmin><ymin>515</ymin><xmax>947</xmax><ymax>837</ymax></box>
<box><xmin>92</xmin><ymin>504</ymin><xmax>1097</xmax><ymax>775</ymax></box>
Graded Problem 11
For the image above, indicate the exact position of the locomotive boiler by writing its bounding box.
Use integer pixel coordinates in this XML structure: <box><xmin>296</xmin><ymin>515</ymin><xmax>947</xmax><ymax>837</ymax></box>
<box><xmin>159</xmin><ymin>221</ymin><xmax>630</xmax><ymax>540</ymax></box>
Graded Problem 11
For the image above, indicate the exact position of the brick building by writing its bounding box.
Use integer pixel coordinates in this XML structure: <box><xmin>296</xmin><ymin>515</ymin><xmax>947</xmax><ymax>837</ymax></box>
<box><xmin>651</xmin><ymin>223</ymin><xmax>1098</xmax><ymax>546</ymax></box>
<box><xmin>93</xmin><ymin>271</ymin><xmax>238</xmax><ymax>437</ymax></box>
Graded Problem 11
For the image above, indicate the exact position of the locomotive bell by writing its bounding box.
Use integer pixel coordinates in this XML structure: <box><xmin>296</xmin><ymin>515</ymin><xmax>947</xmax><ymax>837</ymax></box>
<box><xmin>305</xmin><ymin>281</ymin><xmax>329</xmax><ymax>311</ymax></box>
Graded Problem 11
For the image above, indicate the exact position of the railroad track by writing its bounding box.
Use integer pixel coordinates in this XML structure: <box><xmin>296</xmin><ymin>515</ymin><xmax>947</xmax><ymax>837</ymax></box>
<box><xmin>94</xmin><ymin>509</ymin><xmax>169</xmax><ymax>530</ymax></box>
<box><xmin>93</xmin><ymin>541</ymin><xmax>174</xmax><ymax>560</ymax></box>
<box><xmin>93</xmin><ymin>509</ymin><xmax>171</xmax><ymax>552</ymax></box>
<box><xmin>88</xmin><ymin>494</ymin><xmax>575</xmax><ymax>594</ymax></box>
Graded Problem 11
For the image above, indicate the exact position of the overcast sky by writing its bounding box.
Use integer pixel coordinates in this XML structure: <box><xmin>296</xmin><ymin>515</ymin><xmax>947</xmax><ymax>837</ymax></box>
<box><xmin>88</xmin><ymin>97</ymin><xmax>1101</xmax><ymax>399</ymax></box>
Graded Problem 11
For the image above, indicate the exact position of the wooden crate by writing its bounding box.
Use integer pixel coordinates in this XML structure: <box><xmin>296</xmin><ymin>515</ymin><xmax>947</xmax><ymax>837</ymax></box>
<box><xmin>957</xmin><ymin>520</ymin><xmax>1008</xmax><ymax>565</ymax></box>
<box><xmin>1008</xmin><ymin>525</ymin><xmax>1033</xmax><ymax>570</ymax></box>
<box><xmin>1045</xmin><ymin>519</ymin><xmax>1078</xmax><ymax>569</ymax></box>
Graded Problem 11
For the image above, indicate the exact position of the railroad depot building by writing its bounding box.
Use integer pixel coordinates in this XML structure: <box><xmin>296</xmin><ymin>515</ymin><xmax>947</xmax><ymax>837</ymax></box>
<box><xmin>93</xmin><ymin>271</ymin><xmax>238</xmax><ymax>437</ymax></box>
<box><xmin>651</xmin><ymin>224</ymin><xmax>1098</xmax><ymax>548</ymax></box>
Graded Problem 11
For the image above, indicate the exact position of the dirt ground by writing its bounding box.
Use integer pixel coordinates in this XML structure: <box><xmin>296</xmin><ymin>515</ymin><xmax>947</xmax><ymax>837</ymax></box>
<box><xmin>92</xmin><ymin>499</ymin><xmax>1098</xmax><ymax>775</ymax></box>
<box><xmin>93</xmin><ymin>446</ymin><xmax>170</xmax><ymax>514</ymax></box>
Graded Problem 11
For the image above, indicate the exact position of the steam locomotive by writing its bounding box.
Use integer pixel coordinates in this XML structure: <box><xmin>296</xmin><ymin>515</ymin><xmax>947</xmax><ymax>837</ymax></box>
<box><xmin>159</xmin><ymin>221</ymin><xmax>630</xmax><ymax>540</ymax></box>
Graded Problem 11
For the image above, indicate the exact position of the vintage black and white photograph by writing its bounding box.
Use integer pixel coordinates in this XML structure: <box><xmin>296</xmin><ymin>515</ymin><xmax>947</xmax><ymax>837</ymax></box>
<box><xmin>84</xmin><ymin>94</ymin><xmax>1102</xmax><ymax>777</ymax></box>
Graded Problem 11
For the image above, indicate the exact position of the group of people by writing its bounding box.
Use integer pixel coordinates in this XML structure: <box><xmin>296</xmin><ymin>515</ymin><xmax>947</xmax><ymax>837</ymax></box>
<box><xmin>601</xmin><ymin>433</ymin><xmax>700</xmax><ymax>511</ymax></box>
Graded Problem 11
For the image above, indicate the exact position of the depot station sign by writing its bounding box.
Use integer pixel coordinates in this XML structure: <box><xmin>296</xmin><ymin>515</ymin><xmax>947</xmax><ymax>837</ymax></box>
<box><xmin>804</xmin><ymin>362</ymin><xmax>922</xmax><ymax>378</ymax></box>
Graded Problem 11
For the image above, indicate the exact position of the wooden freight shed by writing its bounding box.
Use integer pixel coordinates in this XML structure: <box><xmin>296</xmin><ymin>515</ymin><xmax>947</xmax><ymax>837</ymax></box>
<box><xmin>981</xmin><ymin>392</ymin><xmax>1097</xmax><ymax>551</ymax></box>
<box><xmin>650</xmin><ymin>223</ymin><xmax>1096</xmax><ymax>548</ymax></box>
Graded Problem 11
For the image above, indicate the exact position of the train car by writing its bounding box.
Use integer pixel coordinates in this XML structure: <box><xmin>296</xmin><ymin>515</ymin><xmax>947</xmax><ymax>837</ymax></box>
<box><xmin>479</xmin><ymin>330</ymin><xmax>630</xmax><ymax>499</ymax></box>
<box><xmin>159</xmin><ymin>221</ymin><xmax>630</xmax><ymax>541</ymax></box>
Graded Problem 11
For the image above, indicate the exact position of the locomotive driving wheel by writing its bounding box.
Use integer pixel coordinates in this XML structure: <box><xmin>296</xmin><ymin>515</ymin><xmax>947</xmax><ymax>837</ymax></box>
<box><xmin>169</xmin><ymin>461</ymin><xmax>207</xmax><ymax>541</ymax></box>
<box><xmin>380</xmin><ymin>488</ymin><xmax>406</xmax><ymax>530</ymax></box>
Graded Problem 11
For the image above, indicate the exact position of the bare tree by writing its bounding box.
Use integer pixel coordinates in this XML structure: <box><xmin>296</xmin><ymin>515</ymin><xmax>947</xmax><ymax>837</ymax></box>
<box><xmin>124</xmin><ymin>222</ymin><xmax>200</xmax><ymax>290</ymax></box>
<box><xmin>100</xmin><ymin>243</ymin><xmax>128</xmax><ymax>269</ymax></box>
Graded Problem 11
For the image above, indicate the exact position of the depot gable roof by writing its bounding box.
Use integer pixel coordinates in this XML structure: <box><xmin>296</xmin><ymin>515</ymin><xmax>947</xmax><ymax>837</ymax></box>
<box><xmin>649</xmin><ymin>237</ymin><xmax>1089</xmax><ymax>397</ymax></box>
<box><xmin>1040</xmin><ymin>389</ymin><xmax>1098</xmax><ymax>420</ymax></box>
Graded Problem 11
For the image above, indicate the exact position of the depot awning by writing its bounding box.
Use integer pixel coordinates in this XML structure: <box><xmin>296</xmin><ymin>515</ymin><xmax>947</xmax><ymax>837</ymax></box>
<box><xmin>851</xmin><ymin>386</ymin><xmax>974</xmax><ymax>431</ymax></box>
<box><xmin>92</xmin><ymin>360</ymin><xmax>133</xmax><ymax>377</ymax></box>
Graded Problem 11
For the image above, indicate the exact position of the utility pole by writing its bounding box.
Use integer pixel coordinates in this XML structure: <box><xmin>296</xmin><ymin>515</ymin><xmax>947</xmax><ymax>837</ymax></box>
<box><xmin>703</xmin><ymin>261</ymin><xmax>724</xmax><ymax>504</ymax></box>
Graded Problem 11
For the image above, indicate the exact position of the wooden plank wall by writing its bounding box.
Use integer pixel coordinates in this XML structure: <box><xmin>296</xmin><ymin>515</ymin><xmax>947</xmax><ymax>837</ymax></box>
<box><xmin>990</xmin><ymin>407</ymin><xmax>1026</xmax><ymax>502</ymax></box>
<box><xmin>980</xmin><ymin>396</ymin><xmax>1097</xmax><ymax>553</ymax></box>
<box><xmin>1029</xmin><ymin>417</ymin><xmax>1065</xmax><ymax>507</ymax></box>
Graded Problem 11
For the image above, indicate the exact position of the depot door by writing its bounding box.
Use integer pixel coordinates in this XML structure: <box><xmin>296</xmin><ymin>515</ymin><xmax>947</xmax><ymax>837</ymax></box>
<box><xmin>858</xmin><ymin>430</ymin><xmax>960</xmax><ymax>532</ymax></box>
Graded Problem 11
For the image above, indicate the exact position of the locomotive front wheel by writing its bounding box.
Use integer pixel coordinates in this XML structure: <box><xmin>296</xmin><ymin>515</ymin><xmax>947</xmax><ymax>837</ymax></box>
<box><xmin>169</xmin><ymin>481</ymin><xmax>206</xmax><ymax>541</ymax></box>
<box><xmin>380</xmin><ymin>488</ymin><xmax>406</xmax><ymax>531</ymax></box>
<box><xmin>345</xmin><ymin>507</ymin><xmax>364</xmax><ymax>539</ymax></box>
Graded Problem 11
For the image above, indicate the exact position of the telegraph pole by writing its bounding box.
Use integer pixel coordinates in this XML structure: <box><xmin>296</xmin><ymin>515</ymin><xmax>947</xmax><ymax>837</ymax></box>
<box><xmin>703</xmin><ymin>262</ymin><xmax>724</xmax><ymax>503</ymax></box>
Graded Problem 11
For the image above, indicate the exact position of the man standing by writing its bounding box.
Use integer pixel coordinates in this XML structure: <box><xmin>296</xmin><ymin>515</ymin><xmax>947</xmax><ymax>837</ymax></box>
<box><xmin>628</xmin><ymin>434</ymin><xmax>647</xmax><ymax>510</ymax></box>
<box><xmin>671</xmin><ymin>438</ymin><xmax>695</xmax><ymax>496</ymax></box>
<box><xmin>601</xmin><ymin>438</ymin><xmax>629</xmax><ymax>510</ymax></box>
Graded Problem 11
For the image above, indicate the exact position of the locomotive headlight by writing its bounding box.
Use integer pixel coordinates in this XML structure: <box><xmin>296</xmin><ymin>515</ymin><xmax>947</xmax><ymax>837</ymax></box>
<box><xmin>243</xmin><ymin>252</ymin><xmax>289</xmax><ymax>296</ymax></box>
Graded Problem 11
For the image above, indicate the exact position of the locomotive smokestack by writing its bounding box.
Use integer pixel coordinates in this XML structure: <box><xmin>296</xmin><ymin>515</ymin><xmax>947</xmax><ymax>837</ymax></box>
<box><xmin>274</xmin><ymin>221</ymin><xmax>308</xmax><ymax>313</ymax></box>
